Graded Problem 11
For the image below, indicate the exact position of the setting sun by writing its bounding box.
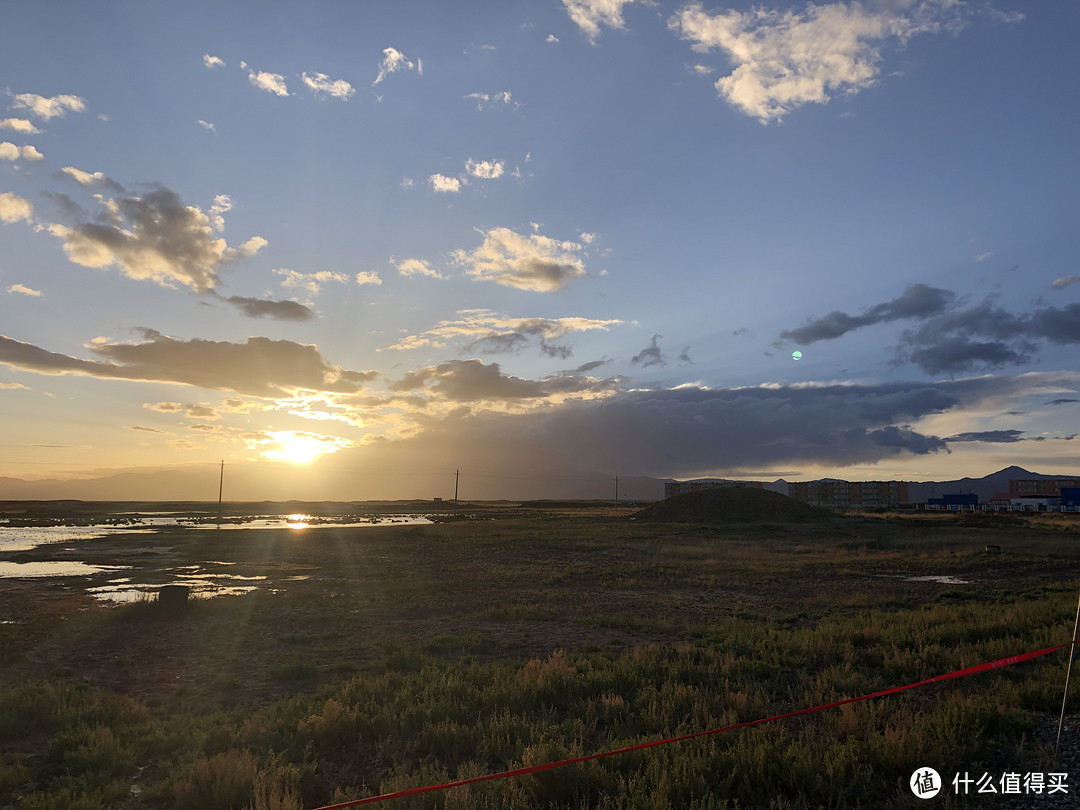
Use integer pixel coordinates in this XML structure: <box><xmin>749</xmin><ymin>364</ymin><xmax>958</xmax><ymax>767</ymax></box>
<box><xmin>261</xmin><ymin>431</ymin><xmax>341</xmax><ymax>465</ymax></box>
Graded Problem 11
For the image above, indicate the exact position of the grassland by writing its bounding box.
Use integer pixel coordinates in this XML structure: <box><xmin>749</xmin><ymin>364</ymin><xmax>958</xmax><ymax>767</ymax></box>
<box><xmin>2</xmin><ymin>506</ymin><xmax>1080</xmax><ymax>808</ymax></box>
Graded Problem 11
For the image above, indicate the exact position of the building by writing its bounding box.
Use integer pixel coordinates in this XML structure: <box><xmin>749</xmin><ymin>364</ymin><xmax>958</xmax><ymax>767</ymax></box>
<box><xmin>787</xmin><ymin>480</ymin><xmax>909</xmax><ymax>509</ymax></box>
<box><xmin>664</xmin><ymin>479</ymin><xmax>764</xmax><ymax>498</ymax></box>
<box><xmin>927</xmin><ymin>493</ymin><xmax>979</xmax><ymax>510</ymax></box>
<box><xmin>1009</xmin><ymin>478</ymin><xmax>1080</xmax><ymax>496</ymax></box>
<box><xmin>1061</xmin><ymin>487</ymin><xmax>1080</xmax><ymax>511</ymax></box>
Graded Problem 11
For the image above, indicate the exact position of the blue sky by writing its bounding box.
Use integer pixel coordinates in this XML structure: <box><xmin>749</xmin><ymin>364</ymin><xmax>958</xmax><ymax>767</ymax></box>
<box><xmin>0</xmin><ymin>0</ymin><xmax>1077</xmax><ymax>498</ymax></box>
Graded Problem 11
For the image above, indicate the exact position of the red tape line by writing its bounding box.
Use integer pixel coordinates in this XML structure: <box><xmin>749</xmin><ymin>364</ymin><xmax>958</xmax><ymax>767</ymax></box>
<box><xmin>312</xmin><ymin>640</ymin><xmax>1074</xmax><ymax>809</ymax></box>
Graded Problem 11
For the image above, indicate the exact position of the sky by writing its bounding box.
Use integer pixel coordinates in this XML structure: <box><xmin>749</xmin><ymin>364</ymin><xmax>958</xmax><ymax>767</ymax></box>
<box><xmin>0</xmin><ymin>0</ymin><xmax>1078</xmax><ymax>500</ymax></box>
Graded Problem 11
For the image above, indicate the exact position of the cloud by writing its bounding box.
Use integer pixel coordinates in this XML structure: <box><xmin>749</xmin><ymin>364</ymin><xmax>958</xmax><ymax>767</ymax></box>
<box><xmin>465</xmin><ymin>90</ymin><xmax>518</xmax><ymax>110</ymax></box>
<box><xmin>302</xmin><ymin>72</ymin><xmax>355</xmax><ymax>100</ymax></box>
<box><xmin>0</xmin><ymin>118</ymin><xmax>40</xmax><ymax>134</ymax></box>
<box><xmin>944</xmin><ymin>429</ymin><xmax>1039</xmax><ymax>444</ymax></box>
<box><xmin>207</xmin><ymin>194</ymin><xmax>233</xmax><ymax>231</ymax></box>
<box><xmin>780</xmin><ymin>283</ymin><xmax>956</xmax><ymax>344</ymax></box>
<box><xmin>184</xmin><ymin>403</ymin><xmax>219</xmax><ymax>420</ymax></box>
<box><xmin>1046</xmin><ymin>398</ymin><xmax>1080</xmax><ymax>406</ymax></box>
<box><xmin>364</xmin><ymin>375</ymin><xmax>1078</xmax><ymax>477</ymax></box>
<box><xmin>226</xmin><ymin>296</ymin><xmax>315</xmax><ymax>321</ymax></box>
<box><xmin>396</xmin><ymin>258</ymin><xmax>443</xmax><ymax>279</ymax></box>
<box><xmin>274</xmin><ymin>268</ymin><xmax>348</xmax><ymax>295</ymax></box>
<box><xmin>892</xmin><ymin>300</ymin><xmax>1080</xmax><ymax>374</ymax></box>
<box><xmin>1052</xmin><ymin>276</ymin><xmax>1080</xmax><ymax>290</ymax></box>
<box><xmin>385</xmin><ymin>310</ymin><xmax>622</xmax><ymax>355</ymax></box>
<box><xmin>355</xmin><ymin>271</ymin><xmax>383</xmax><ymax>286</ymax></box>
<box><xmin>0</xmin><ymin>330</ymin><xmax>376</xmax><ymax>397</ymax></box>
<box><xmin>128</xmin><ymin>425</ymin><xmax>169</xmax><ymax>434</ymax></box>
<box><xmin>237</xmin><ymin>236</ymin><xmax>268</xmax><ymax>255</ymax></box>
<box><xmin>373</xmin><ymin>47</ymin><xmax>421</xmax><ymax>85</ymax></box>
<box><xmin>203</xmin><ymin>54</ymin><xmax>225</xmax><ymax>69</ymax></box>
<box><xmin>563</xmin><ymin>0</ymin><xmax>640</xmax><ymax>44</ymax></box>
<box><xmin>452</xmin><ymin>227</ymin><xmax>588</xmax><ymax>292</ymax></box>
<box><xmin>6</xmin><ymin>283</ymin><xmax>41</xmax><ymax>297</ymax></box>
<box><xmin>547</xmin><ymin>34</ymin><xmax>560</xmax><ymax>43</ymax></box>
<box><xmin>11</xmin><ymin>93</ymin><xmax>86</xmax><ymax>119</ymax></box>
<box><xmin>144</xmin><ymin>401</ymin><xmax>183</xmax><ymax>413</ymax></box>
<box><xmin>975</xmin><ymin>251</ymin><xmax>994</xmax><ymax>263</ymax></box>
<box><xmin>670</xmin><ymin>0</ymin><xmax>961</xmax><ymax>122</ymax></box>
<box><xmin>0</xmin><ymin>142</ymin><xmax>44</xmax><ymax>161</ymax></box>
<box><xmin>197</xmin><ymin>119</ymin><xmax>216</xmax><ymax>132</ymax></box>
<box><xmin>57</xmin><ymin>166</ymin><xmax>124</xmax><ymax>191</ymax></box>
<box><xmin>390</xmin><ymin>358</ymin><xmax>617</xmax><ymax>403</ymax></box>
<box><xmin>0</xmin><ymin>192</ymin><xmax>34</xmax><ymax>223</ymax></box>
<box><xmin>44</xmin><ymin>185</ymin><xmax>266</xmax><ymax>292</ymax></box>
<box><xmin>465</xmin><ymin>158</ymin><xmax>505</xmax><ymax>179</ymax></box>
<box><xmin>631</xmin><ymin>334</ymin><xmax>666</xmax><ymax>367</ymax></box>
<box><xmin>429</xmin><ymin>173</ymin><xmax>462</xmax><ymax>193</ymax></box>
<box><xmin>248</xmin><ymin>70</ymin><xmax>290</xmax><ymax>96</ymax></box>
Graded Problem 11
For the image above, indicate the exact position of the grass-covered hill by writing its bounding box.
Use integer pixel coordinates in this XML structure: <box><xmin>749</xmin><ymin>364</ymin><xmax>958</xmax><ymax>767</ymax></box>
<box><xmin>634</xmin><ymin>486</ymin><xmax>833</xmax><ymax>523</ymax></box>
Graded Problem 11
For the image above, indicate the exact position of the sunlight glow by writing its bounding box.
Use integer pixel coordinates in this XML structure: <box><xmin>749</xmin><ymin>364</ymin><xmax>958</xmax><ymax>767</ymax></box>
<box><xmin>260</xmin><ymin>430</ymin><xmax>348</xmax><ymax>464</ymax></box>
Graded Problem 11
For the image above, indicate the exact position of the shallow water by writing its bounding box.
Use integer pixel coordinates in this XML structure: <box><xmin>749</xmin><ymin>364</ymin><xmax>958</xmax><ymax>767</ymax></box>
<box><xmin>0</xmin><ymin>511</ymin><xmax>432</xmax><ymax>602</ymax></box>
<box><xmin>0</xmin><ymin>512</ymin><xmax>432</xmax><ymax>553</ymax></box>
<box><xmin>0</xmin><ymin>561</ymin><xmax>131</xmax><ymax>578</ymax></box>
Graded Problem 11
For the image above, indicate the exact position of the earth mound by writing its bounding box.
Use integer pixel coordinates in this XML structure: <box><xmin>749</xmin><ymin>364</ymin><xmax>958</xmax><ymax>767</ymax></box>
<box><xmin>635</xmin><ymin>487</ymin><xmax>832</xmax><ymax>524</ymax></box>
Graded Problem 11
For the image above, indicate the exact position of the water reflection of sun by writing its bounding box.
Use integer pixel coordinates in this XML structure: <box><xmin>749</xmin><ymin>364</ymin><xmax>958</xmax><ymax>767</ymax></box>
<box><xmin>286</xmin><ymin>514</ymin><xmax>310</xmax><ymax>529</ymax></box>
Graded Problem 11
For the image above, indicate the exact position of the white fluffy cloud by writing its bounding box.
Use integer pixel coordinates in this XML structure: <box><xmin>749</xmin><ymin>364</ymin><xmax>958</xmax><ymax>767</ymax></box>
<box><xmin>396</xmin><ymin>258</ymin><xmax>443</xmax><ymax>279</ymax></box>
<box><xmin>0</xmin><ymin>118</ymin><xmax>40</xmax><ymax>134</ymax></box>
<box><xmin>0</xmin><ymin>142</ymin><xmax>43</xmax><ymax>161</ymax></box>
<box><xmin>355</xmin><ymin>271</ymin><xmax>383</xmax><ymax>286</ymax></box>
<box><xmin>670</xmin><ymin>0</ymin><xmax>959</xmax><ymax>122</ymax></box>
<box><xmin>248</xmin><ymin>70</ymin><xmax>290</xmax><ymax>96</ymax></box>
<box><xmin>302</xmin><ymin>72</ymin><xmax>355</xmax><ymax>100</ymax></box>
<box><xmin>208</xmin><ymin>194</ymin><xmax>233</xmax><ymax>232</ymax></box>
<box><xmin>429</xmin><ymin>173</ymin><xmax>462</xmax><ymax>193</ymax></box>
<box><xmin>274</xmin><ymin>268</ymin><xmax>349</xmax><ymax>295</ymax></box>
<box><xmin>373</xmin><ymin>47</ymin><xmax>422</xmax><ymax>85</ymax></box>
<box><xmin>465</xmin><ymin>159</ymin><xmax>505</xmax><ymax>179</ymax></box>
<box><xmin>11</xmin><ymin>93</ymin><xmax>86</xmax><ymax>119</ymax></box>
<box><xmin>452</xmin><ymin>227</ymin><xmax>589</xmax><ymax>292</ymax></box>
<box><xmin>6</xmin><ymin>283</ymin><xmax>41</xmax><ymax>297</ymax></box>
<box><xmin>203</xmin><ymin>54</ymin><xmax>225</xmax><ymax>68</ymax></box>
<box><xmin>0</xmin><ymin>192</ymin><xmax>34</xmax><ymax>223</ymax></box>
<box><xmin>563</xmin><ymin>0</ymin><xmax>641</xmax><ymax>43</ymax></box>
<box><xmin>197</xmin><ymin>120</ymin><xmax>216</xmax><ymax>132</ymax></box>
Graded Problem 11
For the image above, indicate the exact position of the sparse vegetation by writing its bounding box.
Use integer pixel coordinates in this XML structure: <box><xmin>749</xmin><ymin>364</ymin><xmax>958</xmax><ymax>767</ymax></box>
<box><xmin>2</xmin><ymin>507</ymin><xmax>1080</xmax><ymax>807</ymax></box>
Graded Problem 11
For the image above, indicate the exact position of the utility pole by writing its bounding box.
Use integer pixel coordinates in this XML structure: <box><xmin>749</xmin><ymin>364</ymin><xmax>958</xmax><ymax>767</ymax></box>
<box><xmin>217</xmin><ymin>459</ymin><xmax>224</xmax><ymax>528</ymax></box>
<box><xmin>454</xmin><ymin>469</ymin><xmax>459</xmax><ymax>514</ymax></box>
<box><xmin>615</xmin><ymin>476</ymin><xmax>619</xmax><ymax>517</ymax></box>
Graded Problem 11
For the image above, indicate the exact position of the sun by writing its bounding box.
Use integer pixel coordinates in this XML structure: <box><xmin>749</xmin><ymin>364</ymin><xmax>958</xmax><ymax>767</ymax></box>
<box><xmin>262</xmin><ymin>431</ymin><xmax>336</xmax><ymax>465</ymax></box>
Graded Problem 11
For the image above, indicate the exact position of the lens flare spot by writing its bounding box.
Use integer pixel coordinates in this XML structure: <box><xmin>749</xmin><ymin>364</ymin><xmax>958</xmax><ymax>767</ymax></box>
<box><xmin>792</xmin><ymin>350</ymin><xmax>803</xmax><ymax>360</ymax></box>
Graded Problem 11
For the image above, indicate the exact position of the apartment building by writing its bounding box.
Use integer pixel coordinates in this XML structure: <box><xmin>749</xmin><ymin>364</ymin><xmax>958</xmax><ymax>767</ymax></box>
<box><xmin>787</xmin><ymin>479</ymin><xmax>909</xmax><ymax>509</ymax></box>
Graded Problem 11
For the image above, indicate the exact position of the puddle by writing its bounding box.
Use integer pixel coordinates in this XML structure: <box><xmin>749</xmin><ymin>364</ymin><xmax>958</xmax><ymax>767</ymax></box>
<box><xmin>905</xmin><ymin>575</ymin><xmax>970</xmax><ymax>585</ymax></box>
<box><xmin>0</xmin><ymin>561</ymin><xmax>131</xmax><ymax>578</ymax></box>
<box><xmin>84</xmin><ymin>564</ymin><xmax>269</xmax><ymax>604</ymax></box>
<box><xmin>0</xmin><ymin>526</ymin><xmax>157</xmax><ymax>554</ymax></box>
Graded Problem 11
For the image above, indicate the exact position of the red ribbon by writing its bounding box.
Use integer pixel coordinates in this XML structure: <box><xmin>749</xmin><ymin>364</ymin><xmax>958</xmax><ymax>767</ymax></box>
<box><xmin>312</xmin><ymin>640</ymin><xmax>1073</xmax><ymax>809</ymax></box>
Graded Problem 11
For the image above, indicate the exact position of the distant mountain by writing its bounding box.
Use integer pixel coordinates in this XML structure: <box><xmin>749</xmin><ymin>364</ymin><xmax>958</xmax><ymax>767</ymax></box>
<box><xmin>0</xmin><ymin>469</ymin><xmax>668</xmax><ymax>502</ymax></box>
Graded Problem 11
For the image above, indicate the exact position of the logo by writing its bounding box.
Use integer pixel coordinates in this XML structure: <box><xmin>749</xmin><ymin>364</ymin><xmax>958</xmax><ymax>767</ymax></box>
<box><xmin>911</xmin><ymin>767</ymin><xmax>942</xmax><ymax>799</ymax></box>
